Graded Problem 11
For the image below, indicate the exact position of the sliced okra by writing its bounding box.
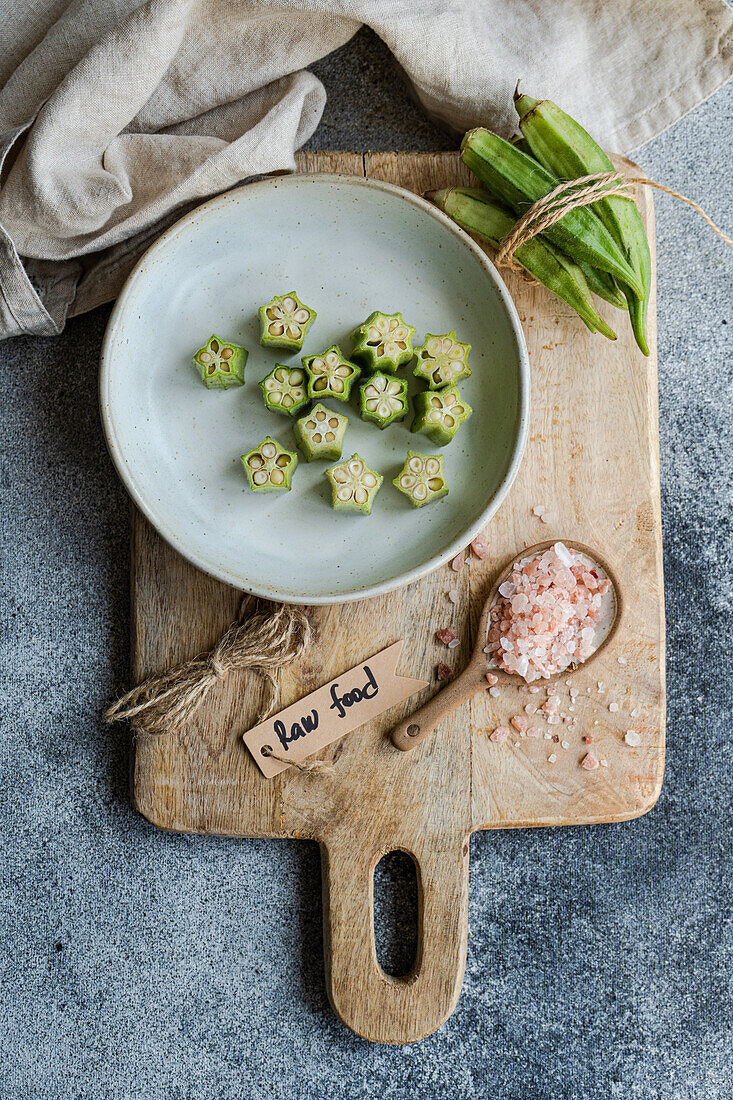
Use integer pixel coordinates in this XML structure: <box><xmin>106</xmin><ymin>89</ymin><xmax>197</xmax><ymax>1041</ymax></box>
<box><xmin>241</xmin><ymin>437</ymin><xmax>298</xmax><ymax>493</ymax></box>
<box><xmin>294</xmin><ymin>403</ymin><xmax>348</xmax><ymax>462</ymax></box>
<box><xmin>259</xmin><ymin>291</ymin><xmax>316</xmax><ymax>351</ymax></box>
<box><xmin>359</xmin><ymin>372</ymin><xmax>408</xmax><ymax>429</ymax></box>
<box><xmin>393</xmin><ymin>451</ymin><xmax>449</xmax><ymax>507</ymax></box>
<box><xmin>302</xmin><ymin>346</ymin><xmax>360</xmax><ymax>402</ymax></box>
<box><xmin>351</xmin><ymin>311</ymin><xmax>416</xmax><ymax>373</ymax></box>
<box><xmin>413</xmin><ymin>331</ymin><xmax>471</xmax><ymax>390</ymax></box>
<box><xmin>411</xmin><ymin>384</ymin><xmax>472</xmax><ymax>445</ymax></box>
<box><xmin>326</xmin><ymin>453</ymin><xmax>383</xmax><ymax>515</ymax></box>
<box><xmin>259</xmin><ymin>365</ymin><xmax>309</xmax><ymax>417</ymax></box>
<box><xmin>192</xmin><ymin>335</ymin><xmax>247</xmax><ymax>389</ymax></box>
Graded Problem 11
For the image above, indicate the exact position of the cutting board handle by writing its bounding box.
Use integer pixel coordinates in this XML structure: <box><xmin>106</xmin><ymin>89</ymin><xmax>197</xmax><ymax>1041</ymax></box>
<box><xmin>321</xmin><ymin>834</ymin><xmax>470</xmax><ymax>1044</ymax></box>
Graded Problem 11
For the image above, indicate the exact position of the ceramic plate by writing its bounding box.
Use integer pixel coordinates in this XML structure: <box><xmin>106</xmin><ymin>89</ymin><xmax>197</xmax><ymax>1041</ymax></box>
<box><xmin>100</xmin><ymin>174</ymin><xmax>529</xmax><ymax>604</ymax></box>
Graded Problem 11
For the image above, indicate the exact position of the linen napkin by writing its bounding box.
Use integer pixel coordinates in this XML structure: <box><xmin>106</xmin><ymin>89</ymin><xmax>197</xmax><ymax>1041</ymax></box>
<box><xmin>0</xmin><ymin>0</ymin><xmax>730</xmax><ymax>340</ymax></box>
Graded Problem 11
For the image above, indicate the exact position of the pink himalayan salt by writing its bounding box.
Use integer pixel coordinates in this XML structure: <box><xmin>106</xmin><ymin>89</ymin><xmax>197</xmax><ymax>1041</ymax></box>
<box><xmin>451</xmin><ymin>554</ymin><xmax>465</xmax><ymax>572</ymax></box>
<box><xmin>526</xmin><ymin>726</ymin><xmax>542</xmax><ymax>738</ymax></box>
<box><xmin>471</xmin><ymin>538</ymin><xmax>488</xmax><ymax>560</ymax></box>
<box><xmin>436</xmin><ymin>662</ymin><xmax>453</xmax><ymax>681</ymax></box>
<box><xmin>485</xmin><ymin>673</ymin><xmax>498</xmax><ymax>685</ymax></box>
<box><xmin>436</xmin><ymin>627</ymin><xmax>457</xmax><ymax>645</ymax></box>
<box><xmin>490</xmin><ymin>726</ymin><xmax>511</xmax><ymax>743</ymax></box>
<box><xmin>486</xmin><ymin>543</ymin><xmax>610</xmax><ymax>683</ymax></box>
<box><xmin>581</xmin><ymin>752</ymin><xmax>599</xmax><ymax>770</ymax></box>
<box><xmin>510</xmin><ymin>715</ymin><xmax>528</xmax><ymax>733</ymax></box>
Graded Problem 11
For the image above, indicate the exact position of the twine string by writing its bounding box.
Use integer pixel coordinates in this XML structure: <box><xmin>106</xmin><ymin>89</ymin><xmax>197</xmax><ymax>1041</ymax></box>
<box><xmin>260</xmin><ymin>745</ymin><xmax>335</xmax><ymax>776</ymax></box>
<box><xmin>495</xmin><ymin>171</ymin><xmax>732</xmax><ymax>271</ymax></box>
<box><xmin>104</xmin><ymin>596</ymin><xmax>311</xmax><ymax>736</ymax></box>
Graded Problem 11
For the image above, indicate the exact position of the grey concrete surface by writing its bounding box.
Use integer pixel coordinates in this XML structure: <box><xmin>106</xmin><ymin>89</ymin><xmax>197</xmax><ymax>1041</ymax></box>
<box><xmin>1</xmin><ymin>27</ymin><xmax>731</xmax><ymax>1100</ymax></box>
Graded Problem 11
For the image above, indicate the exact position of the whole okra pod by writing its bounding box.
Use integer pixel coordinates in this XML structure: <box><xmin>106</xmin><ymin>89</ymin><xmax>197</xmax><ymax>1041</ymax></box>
<box><xmin>514</xmin><ymin>92</ymin><xmax>652</xmax><ymax>355</ymax></box>
<box><xmin>426</xmin><ymin>187</ymin><xmax>617</xmax><ymax>339</ymax></box>
<box><xmin>460</xmin><ymin>128</ymin><xmax>643</xmax><ymax>299</ymax></box>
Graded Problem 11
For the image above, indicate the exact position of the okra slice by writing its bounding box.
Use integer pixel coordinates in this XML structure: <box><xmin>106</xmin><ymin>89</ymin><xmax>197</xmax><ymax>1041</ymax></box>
<box><xmin>192</xmin><ymin>334</ymin><xmax>247</xmax><ymax>389</ymax></box>
<box><xmin>351</xmin><ymin>311</ymin><xmax>416</xmax><ymax>373</ymax></box>
<box><xmin>294</xmin><ymin>403</ymin><xmax>348</xmax><ymax>462</ymax></box>
<box><xmin>359</xmin><ymin>371</ymin><xmax>408</xmax><ymax>429</ymax></box>
<box><xmin>413</xmin><ymin>331</ymin><xmax>471</xmax><ymax>390</ymax></box>
<box><xmin>411</xmin><ymin>384</ymin><xmax>472</xmax><ymax>445</ymax></box>
<box><xmin>259</xmin><ymin>292</ymin><xmax>316</xmax><ymax>351</ymax></box>
<box><xmin>326</xmin><ymin>453</ymin><xmax>383</xmax><ymax>515</ymax></box>
<box><xmin>393</xmin><ymin>452</ymin><xmax>449</xmax><ymax>507</ymax></box>
<box><xmin>302</xmin><ymin>346</ymin><xmax>360</xmax><ymax>402</ymax></box>
<box><xmin>241</xmin><ymin>437</ymin><xmax>298</xmax><ymax>493</ymax></box>
<box><xmin>259</xmin><ymin>365</ymin><xmax>309</xmax><ymax>417</ymax></box>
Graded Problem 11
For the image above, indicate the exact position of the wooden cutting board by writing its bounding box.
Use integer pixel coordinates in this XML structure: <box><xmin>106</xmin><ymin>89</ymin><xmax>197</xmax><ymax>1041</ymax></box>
<box><xmin>131</xmin><ymin>151</ymin><xmax>665</xmax><ymax>1045</ymax></box>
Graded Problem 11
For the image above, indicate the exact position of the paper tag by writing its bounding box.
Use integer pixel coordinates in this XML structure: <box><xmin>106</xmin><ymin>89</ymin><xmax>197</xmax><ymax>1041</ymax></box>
<box><xmin>243</xmin><ymin>640</ymin><xmax>428</xmax><ymax>778</ymax></box>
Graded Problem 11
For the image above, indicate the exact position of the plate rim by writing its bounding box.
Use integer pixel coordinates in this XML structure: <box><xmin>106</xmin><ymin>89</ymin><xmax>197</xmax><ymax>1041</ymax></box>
<box><xmin>100</xmin><ymin>171</ymin><xmax>530</xmax><ymax>604</ymax></box>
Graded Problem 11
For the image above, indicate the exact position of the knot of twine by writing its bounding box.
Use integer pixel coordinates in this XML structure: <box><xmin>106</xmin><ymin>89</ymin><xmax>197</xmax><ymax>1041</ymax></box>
<box><xmin>495</xmin><ymin>171</ymin><xmax>732</xmax><ymax>272</ymax></box>
<box><xmin>105</xmin><ymin>596</ymin><xmax>311</xmax><ymax>737</ymax></box>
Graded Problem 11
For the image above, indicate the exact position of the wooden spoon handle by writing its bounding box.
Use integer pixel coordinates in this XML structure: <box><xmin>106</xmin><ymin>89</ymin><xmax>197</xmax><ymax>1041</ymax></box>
<box><xmin>391</xmin><ymin>665</ymin><xmax>484</xmax><ymax>751</ymax></box>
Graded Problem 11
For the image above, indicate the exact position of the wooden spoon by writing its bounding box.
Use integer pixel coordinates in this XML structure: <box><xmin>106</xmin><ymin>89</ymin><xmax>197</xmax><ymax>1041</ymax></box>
<box><xmin>391</xmin><ymin>540</ymin><xmax>621</xmax><ymax>752</ymax></box>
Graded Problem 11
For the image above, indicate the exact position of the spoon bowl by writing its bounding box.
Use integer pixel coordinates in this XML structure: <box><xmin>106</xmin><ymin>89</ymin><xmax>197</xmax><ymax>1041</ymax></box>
<box><xmin>391</xmin><ymin>540</ymin><xmax>621</xmax><ymax>752</ymax></box>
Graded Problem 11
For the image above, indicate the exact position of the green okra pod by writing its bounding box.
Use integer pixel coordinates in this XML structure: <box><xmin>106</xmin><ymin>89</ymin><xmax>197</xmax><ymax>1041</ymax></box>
<box><xmin>411</xmin><ymin>384</ymin><xmax>472</xmax><ymax>446</ymax></box>
<box><xmin>326</xmin><ymin>453</ymin><xmax>383</xmax><ymax>515</ymax></box>
<box><xmin>359</xmin><ymin>372</ymin><xmax>408</xmax><ymax>429</ymax></box>
<box><xmin>393</xmin><ymin>452</ymin><xmax>449</xmax><ymax>508</ymax></box>
<box><xmin>351</xmin><ymin>311</ymin><xmax>415</xmax><ymax>373</ymax></box>
<box><xmin>426</xmin><ymin>188</ymin><xmax>617</xmax><ymax>339</ymax></box>
<box><xmin>241</xmin><ymin>437</ymin><xmax>298</xmax><ymax>493</ymax></box>
<box><xmin>514</xmin><ymin>92</ymin><xmax>651</xmax><ymax>355</ymax></box>
<box><xmin>294</xmin><ymin>404</ymin><xmax>348</xmax><ymax>462</ymax></box>
<box><xmin>259</xmin><ymin>291</ymin><xmax>316</xmax><ymax>351</ymax></box>
<box><xmin>259</xmin><ymin>365</ymin><xmax>309</xmax><ymax>417</ymax></box>
<box><xmin>460</xmin><ymin>128</ymin><xmax>643</xmax><ymax>299</ymax></box>
<box><xmin>192</xmin><ymin>335</ymin><xmax>247</xmax><ymax>389</ymax></box>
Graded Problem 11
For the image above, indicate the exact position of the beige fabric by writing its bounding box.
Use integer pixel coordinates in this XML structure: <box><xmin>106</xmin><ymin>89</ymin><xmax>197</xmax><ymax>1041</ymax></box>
<box><xmin>0</xmin><ymin>0</ymin><xmax>730</xmax><ymax>340</ymax></box>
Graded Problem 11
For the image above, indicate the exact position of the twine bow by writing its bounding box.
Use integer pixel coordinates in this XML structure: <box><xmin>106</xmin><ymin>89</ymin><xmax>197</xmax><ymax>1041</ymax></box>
<box><xmin>495</xmin><ymin>170</ymin><xmax>732</xmax><ymax>271</ymax></box>
<box><xmin>105</xmin><ymin>596</ymin><xmax>311</xmax><ymax>736</ymax></box>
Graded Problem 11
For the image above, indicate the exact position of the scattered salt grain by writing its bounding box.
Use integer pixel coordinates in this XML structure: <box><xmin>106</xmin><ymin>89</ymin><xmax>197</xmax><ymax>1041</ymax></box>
<box><xmin>544</xmin><ymin>732</ymin><xmax>552</xmax><ymax>740</ymax></box>
<box><xmin>447</xmin><ymin>588</ymin><xmax>459</xmax><ymax>604</ymax></box>
<box><xmin>581</xmin><ymin>753</ymin><xmax>599</xmax><ymax>770</ymax></box>
<box><xmin>485</xmin><ymin>673</ymin><xmax>498</xmax><ymax>685</ymax></box>
<box><xmin>548</xmin><ymin>754</ymin><xmax>557</xmax><ymax>763</ymax></box>
<box><xmin>584</xmin><ymin>734</ymin><xmax>594</xmax><ymax>743</ymax></box>
<box><xmin>617</xmin><ymin>656</ymin><xmax>628</xmax><ymax>666</ymax></box>
<box><xmin>511</xmin><ymin>715</ymin><xmax>528</xmax><ymax>733</ymax></box>
<box><xmin>524</xmin><ymin>704</ymin><xmax>537</xmax><ymax>714</ymax></box>
<box><xmin>489</xmin><ymin>686</ymin><xmax>500</xmax><ymax>698</ymax></box>
<box><xmin>436</xmin><ymin>663</ymin><xmax>452</xmax><ymax>682</ymax></box>
<box><xmin>540</xmin><ymin>512</ymin><xmax>555</xmax><ymax>525</ymax></box>
<box><xmin>561</xmin><ymin>740</ymin><xmax>569</xmax><ymax>750</ymax></box>
<box><xmin>528</xmin><ymin>686</ymin><xmax>540</xmax><ymax>694</ymax></box>
<box><xmin>436</xmin><ymin>627</ymin><xmax>457</xmax><ymax>645</ymax></box>
<box><xmin>451</xmin><ymin>554</ymin><xmax>465</xmax><ymax>572</ymax></box>
<box><xmin>470</xmin><ymin>538</ymin><xmax>488</xmax><ymax>560</ymax></box>
<box><xmin>490</xmin><ymin>726</ymin><xmax>511</xmax><ymax>743</ymax></box>
<box><xmin>631</xmin><ymin>707</ymin><xmax>639</xmax><ymax>717</ymax></box>
<box><xmin>600</xmin><ymin>758</ymin><xmax>609</xmax><ymax>767</ymax></box>
<box><xmin>447</xmin><ymin>638</ymin><xmax>461</xmax><ymax>650</ymax></box>
<box><xmin>624</xmin><ymin>730</ymin><xmax>641</xmax><ymax>746</ymax></box>
<box><xmin>609</xmin><ymin>702</ymin><xmax>619</xmax><ymax>713</ymax></box>
<box><xmin>532</xmin><ymin>504</ymin><xmax>546</xmax><ymax>517</ymax></box>
<box><xmin>570</xmin><ymin>688</ymin><xmax>579</xmax><ymax>699</ymax></box>
<box><xmin>527</xmin><ymin>727</ymin><xmax>541</xmax><ymax>738</ymax></box>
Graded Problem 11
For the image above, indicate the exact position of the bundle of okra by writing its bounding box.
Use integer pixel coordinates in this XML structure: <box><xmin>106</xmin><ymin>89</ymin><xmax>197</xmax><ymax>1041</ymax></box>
<box><xmin>427</xmin><ymin>90</ymin><xmax>652</xmax><ymax>355</ymax></box>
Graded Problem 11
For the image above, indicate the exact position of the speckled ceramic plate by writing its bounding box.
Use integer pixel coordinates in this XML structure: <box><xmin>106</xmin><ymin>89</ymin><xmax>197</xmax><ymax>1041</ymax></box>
<box><xmin>100</xmin><ymin>174</ymin><xmax>529</xmax><ymax>604</ymax></box>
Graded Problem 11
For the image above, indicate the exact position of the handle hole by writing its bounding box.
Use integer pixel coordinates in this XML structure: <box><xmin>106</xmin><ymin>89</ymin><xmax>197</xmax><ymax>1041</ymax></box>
<box><xmin>373</xmin><ymin>851</ymin><xmax>418</xmax><ymax>978</ymax></box>
<box><xmin>406</xmin><ymin>724</ymin><xmax>420</xmax><ymax>737</ymax></box>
